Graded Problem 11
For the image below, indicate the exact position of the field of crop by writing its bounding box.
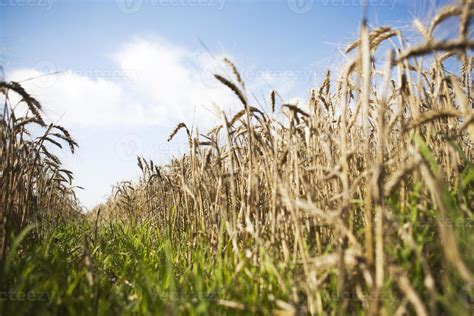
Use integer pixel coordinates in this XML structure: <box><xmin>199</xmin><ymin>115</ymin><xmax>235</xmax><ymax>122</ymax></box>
<box><xmin>1</xmin><ymin>1</ymin><xmax>474</xmax><ymax>315</ymax></box>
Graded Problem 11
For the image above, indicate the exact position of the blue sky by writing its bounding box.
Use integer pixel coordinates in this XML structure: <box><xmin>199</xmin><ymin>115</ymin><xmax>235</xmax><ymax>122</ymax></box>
<box><xmin>1</xmin><ymin>0</ymin><xmax>450</xmax><ymax>208</ymax></box>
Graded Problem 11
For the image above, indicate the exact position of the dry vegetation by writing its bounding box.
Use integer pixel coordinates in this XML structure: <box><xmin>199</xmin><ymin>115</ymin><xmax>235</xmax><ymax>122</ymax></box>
<box><xmin>0</xmin><ymin>81</ymin><xmax>81</xmax><ymax>257</ymax></box>
<box><xmin>1</xmin><ymin>1</ymin><xmax>474</xmax><ymax>315</ymax></box>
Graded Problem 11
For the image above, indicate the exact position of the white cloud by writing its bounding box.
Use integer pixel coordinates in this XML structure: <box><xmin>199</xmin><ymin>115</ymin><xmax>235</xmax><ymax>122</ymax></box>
<box><xmin>8</xmin><ymin>69</ymin><xmax>147</xmax><ymax>128</ymax></box>
<box><xmin>7</xmin><ymin>36</ymin><xmax>309</xmax><ymax>131</ymax></box>
<box><xmin>7</xmin><ymin>36</ymin><xmax>244</xmax><ymax>131</ymax></box>
<box><xmin>5</xmin><ymin>35</ymin><xmax>309</xmax><ymax>208</ymax></box>
<box><xmin>115</xmin><ymin>37</ymin><xmax>238</xmax><ymax>128</ymax></box>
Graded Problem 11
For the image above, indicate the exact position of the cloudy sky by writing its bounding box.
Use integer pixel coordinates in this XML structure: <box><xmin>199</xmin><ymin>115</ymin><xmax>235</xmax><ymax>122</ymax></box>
<box><xmin>1</xmin><ymin>0</ymin><xmax>448</xmax><ymax>208</ymax></box>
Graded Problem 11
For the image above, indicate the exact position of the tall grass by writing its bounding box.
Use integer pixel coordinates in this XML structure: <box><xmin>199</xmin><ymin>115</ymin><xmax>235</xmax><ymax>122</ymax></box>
<box><xmin>99</xmin><ymin>1</ymin><xmax>474</xmax><ymax>314</ymax></box>
<box><xmin>0</xmin><ymin>81</ymin><xmax>81</xmax><ymax>259</ymax></box>
<box><xmin>1</xmin><ymin>1</ymin><xmax>473</xmax><ymax>315</ymax></box>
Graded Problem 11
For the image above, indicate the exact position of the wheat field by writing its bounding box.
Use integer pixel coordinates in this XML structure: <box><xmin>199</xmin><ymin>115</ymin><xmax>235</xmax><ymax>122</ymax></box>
<box><xmin>1</xmin><ymin>1</ymin><xmax>474</xmax><ymax>315</ymax></box>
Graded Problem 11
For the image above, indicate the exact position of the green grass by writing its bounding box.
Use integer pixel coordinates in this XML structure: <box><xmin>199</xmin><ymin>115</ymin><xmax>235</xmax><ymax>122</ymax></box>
<box><xmin>1</xmin><ymin>180</ymin><xmax>473</xmax><ymax>316</ymax></box>
<box><xmin>1</xmin><ymin>154</ymin><xmax>473</xmax><ymax>315</ymax></box>
<box><xmin>0</xmin><ymin>219</ymin><xmax>299</xmax><ymax>315</ymax></box>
